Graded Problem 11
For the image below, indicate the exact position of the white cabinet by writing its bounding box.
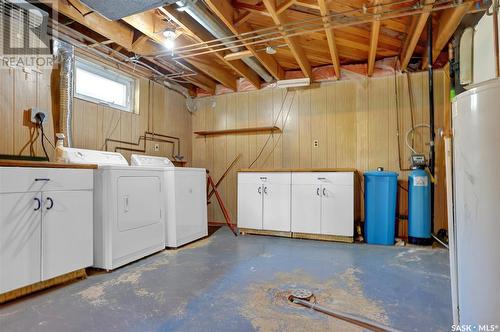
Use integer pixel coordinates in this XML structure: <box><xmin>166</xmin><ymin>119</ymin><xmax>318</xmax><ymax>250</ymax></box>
<box><xmin>0</xmin><ymin>168</ymin><xmax>93</xmax><ymax>294</ymax></box>
<box><xmin>237</xmin><ymin>172</ymin><xmax>291</xmax><ymax>232</ymax></box>
<box><xmin>0</xmin><ymin>192</ymin><xmax>42</xmax><ymax>293</ymax></box>
<box><xmin>41</xmin><ymin>190</ymin><xmax>93</xmax><ymax>280</ymax></box>
<box><xmin>291</xmin><ymin>172</ymin><xmax>354</xmax><ymax>237</ymax></box>
<box><xmin>290</xmin><ymin>184</ymin><xmax>321</xmax><ymax>234</ymax></box>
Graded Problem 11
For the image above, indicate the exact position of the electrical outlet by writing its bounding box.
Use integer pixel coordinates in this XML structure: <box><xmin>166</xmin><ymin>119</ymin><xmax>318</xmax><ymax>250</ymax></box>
<box><xmin>313</xmin><ymin>140</ymin><xmax>319</xmax><ymax>148</ymax></box>
<box><xmin>154</xmin><ymin>143</ymin><xmax>160</xmax><ymax>151</ymax></box>
<box><xmin>30</xmin><ymin>108</ymin><xmax>48</xmax><ymax>124</ymax></box>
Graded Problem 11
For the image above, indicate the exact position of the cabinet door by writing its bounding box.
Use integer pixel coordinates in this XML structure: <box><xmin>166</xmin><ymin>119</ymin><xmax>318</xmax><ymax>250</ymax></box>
<box><xmin>291</xmin><ymin>184</ymin><xmax>321</xmax><ymax>234</ymax></box>
<box><xmin>263</xmin><ymin>182</ymin><xmax>291</xmax><ymax>232</ymax></box>
<box><xmin>237</xmin><ymin>182</ymin><xmax>263</xmax><ymax>230</ymax></box>
<box><xmin>0</xmin><ymin>193</ymin><xmax>42</xmax><ymax>293</ymax></box>
<box><xmin>321</xmin><ymin>184</ymin><xmax>354</xmax><ymax>236</ymax></box>
<box><xmin>42</xmin><ymin>191</ymin><xmax>93</xmax><ymax>280</ymax></box>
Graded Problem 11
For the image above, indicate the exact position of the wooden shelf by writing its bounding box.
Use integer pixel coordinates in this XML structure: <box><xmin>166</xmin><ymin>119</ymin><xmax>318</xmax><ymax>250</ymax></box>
<box><xmin>194</xmin><ymin>126</ymin><xmax>281</xmax><ymax>136</ymax></box>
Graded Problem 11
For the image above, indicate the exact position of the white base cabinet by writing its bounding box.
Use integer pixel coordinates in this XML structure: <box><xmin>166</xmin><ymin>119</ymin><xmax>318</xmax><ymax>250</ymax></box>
<box><xmin>291</xmin><ymin>172</ymin><xmax>354</xmax><ymax>237</ymax></box>
<box><xmin>0</xmin><ymin>167</ymin><xmax>93</xmax><ymax>294</ymax></box>
<box><xmin>238</xmin><ymin>171</ymin><xmax>354</xmax><ymax>239</ymax></box>
<box><xmin>237</xmin><ymin>172</ymin><xmax>291</xmax><ymax>232</ymax></box>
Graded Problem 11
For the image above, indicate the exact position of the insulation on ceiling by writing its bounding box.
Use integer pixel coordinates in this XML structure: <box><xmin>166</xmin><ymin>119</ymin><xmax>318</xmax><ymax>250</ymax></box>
<box><xmin>79</xmin><ymin>0</ymin><xmax>176</xmax><ymax>20</ymax></box>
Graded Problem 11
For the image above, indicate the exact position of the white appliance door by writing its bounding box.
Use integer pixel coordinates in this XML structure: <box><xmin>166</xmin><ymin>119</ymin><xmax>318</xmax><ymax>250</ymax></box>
<box><xmin>41</xmin><ymin>191</ymin><xmax>93</xmax><ymax>280</ymax></box>
<box><xmin>174</xmin><ymin>170</ymin><xmax>208</xmax><ymax>245</ymax></box>
<box><xmin>0</xmin><ymin>192</ymin><xmax>42</xmax><ymax>293</ymax></box>
<box><xmin>321</xmin><ymin>184</ymin><xmax>354</xmax><ymax>236</ymax></box>
<box><xmin>111</xmin><ymin>174</ymin><xmax>164</xmax><ymax>268</ymax></box>
<box><xmin>453</xmin><ymin>82</ymin><xmax>500</xmax><ymax>325</ymax></box>
<box><xmin>117</xmin><ymin>176</ymin><xmax>162</xmax><ymax>231</ymax></box>
<box><xmin>262</xmin><ymin>173</ymin><xmax>291</xmax><ymax>232</ymax></box>
<box><xmin>291</xmin><ymin>184</ymin><xmax>321</xmax><ymax>234</ymax></box>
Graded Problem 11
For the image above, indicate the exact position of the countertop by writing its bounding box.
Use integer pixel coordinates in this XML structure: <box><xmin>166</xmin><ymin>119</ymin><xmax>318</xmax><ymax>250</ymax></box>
<box><xmin>0</xmin><ymin>160</ymin><xmax>98</xmax><ymax>169</ymax></box>
<box><xmin>238</xmin><ymin>168</ymin><xmax>358</xmax><ymax>173</ymax></box>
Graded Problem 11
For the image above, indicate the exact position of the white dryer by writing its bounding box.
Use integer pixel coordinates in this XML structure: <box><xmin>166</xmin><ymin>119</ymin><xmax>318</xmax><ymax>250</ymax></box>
<box><xmin>131</xmin><ymin>154</ymin><xmax>208</xmax><ymax>248</ymax></box>
<box><xmin>65</xmin><ymin>148</ymin><xmax>165</xmax><ymax>270</ymax></box>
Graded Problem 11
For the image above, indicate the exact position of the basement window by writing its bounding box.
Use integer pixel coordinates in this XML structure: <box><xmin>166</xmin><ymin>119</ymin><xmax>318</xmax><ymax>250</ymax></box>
<box><xmin>74</xmin><ymin>58</ymin><xmax>135</xmax><ymax>112</ymax></box>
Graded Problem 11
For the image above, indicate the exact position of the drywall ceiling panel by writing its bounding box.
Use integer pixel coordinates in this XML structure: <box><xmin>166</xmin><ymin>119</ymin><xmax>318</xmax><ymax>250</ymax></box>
<box><xmin>80</xmin><ymin>0</ymin><xmax>176</xmax><ymax>20</ymax></box>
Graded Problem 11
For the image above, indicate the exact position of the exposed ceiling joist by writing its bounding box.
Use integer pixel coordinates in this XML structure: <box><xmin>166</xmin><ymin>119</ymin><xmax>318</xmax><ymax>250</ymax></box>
<box><xmin>41</xmin><ymin>0</ymin><xmax>217</xmax><ymax>93</ymax></box>
<box><xmin>158</xmin><ymin>6</ymin><xmax>261</xmax><ymax>89</ymax></box>
<box><xmin>224</xmin><ymin>50</ymin><xmax>253</xmax><ymax>61</ymax></box>
<box><xmin>318</xmin><ymin>0</ymin><xmax>340</xmax><ymax>78</ymax></box>
<box><xmin>367</xmin><ymin>3</ymin><xmax>381</xmax><ymax>77</ymax></box>
<box><xmin>203</xmin><ymin>0</ymin><xmax>285</xmax><ymax>80</ymax></box>
<box><xmin>277</xmin><ymin>0</ymin><xmax>296</xmax><ymax>14</ymax></box>
<box><xmin>262</xmin><ymin>0</ymin><xmax>312</xmax><ymax>77</ymax></box>
<box><xmin>400</xmin><ymin>0</ymin><xmax>435</xmax><ymax>71</ymax></box>
<box><xmin>122</xmin><ymin>11</ymin><xmax>238</xmax><ymax>91</ymax></box>
<box><xmin>421</xmin><ymin>2</ymin><xmax>472</xmax><ymax>69</ymax></box>
<box><xmin>234</xmin><ymin>11</ymin><xmax>253</xmax><ymax>27</ymax></box>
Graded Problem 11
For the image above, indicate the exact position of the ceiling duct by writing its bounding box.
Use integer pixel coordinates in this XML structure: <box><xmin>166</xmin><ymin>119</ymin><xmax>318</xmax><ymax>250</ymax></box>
<box><xmin>174</xmin><ymin>0</ymin><xmax>274</xmax><ymax>83</ymax></box>
<box><xmin>79</xmin><ymin>0</ymin><xmax>177</xmax><ymax>20</ymax></box>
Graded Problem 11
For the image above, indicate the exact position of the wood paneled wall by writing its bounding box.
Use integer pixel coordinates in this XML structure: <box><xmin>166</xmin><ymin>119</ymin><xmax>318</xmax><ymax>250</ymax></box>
<box><xmin>0</xmin><ymin>69</ymin><xmax>54</xmax><ymax>160</ymax></box>
<box><xmin>192</xmin><ymin>70</ymin><xmax>450</xmax><ymax>233</ymax></box>
<box><xmin>0</xmin><ymin>67</ymin><xmax>192</xmax><ymax>165</ymax></box>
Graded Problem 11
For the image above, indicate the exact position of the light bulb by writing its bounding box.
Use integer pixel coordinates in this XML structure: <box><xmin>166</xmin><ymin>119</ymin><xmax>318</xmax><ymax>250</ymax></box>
<box><xmin>164</xmin><ymin>39</ymin><xmax>175</xmax><ymax>50</ymax></box>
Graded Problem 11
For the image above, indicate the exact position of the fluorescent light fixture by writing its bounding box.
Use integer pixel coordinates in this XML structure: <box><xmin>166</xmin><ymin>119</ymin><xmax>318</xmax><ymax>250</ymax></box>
<box><xmin>276</xmin><ymin>78</ymin><xmax>310</xmax><ymax>88</ymax></box>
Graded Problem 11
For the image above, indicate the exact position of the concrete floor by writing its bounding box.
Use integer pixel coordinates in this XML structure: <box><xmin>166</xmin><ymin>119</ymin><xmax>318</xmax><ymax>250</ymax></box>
<box><xmin>0</xmin><ymin>227</ymin><xmax>452</xmax><ymax>332</ymax></box>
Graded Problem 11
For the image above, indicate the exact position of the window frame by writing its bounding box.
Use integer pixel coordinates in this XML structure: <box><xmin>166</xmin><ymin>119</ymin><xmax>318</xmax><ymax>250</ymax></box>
<box><xmin>74</xmin><ymin>57</ymin><xmax>136</xmax><ymax>113</ymax></box>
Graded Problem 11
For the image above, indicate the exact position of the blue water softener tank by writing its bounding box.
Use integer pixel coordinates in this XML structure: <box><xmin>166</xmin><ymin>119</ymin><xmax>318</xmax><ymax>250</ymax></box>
<box><xmin>364</xmin><ymin>168</ymin><xmax>399</xmax><ymax>245</ymax></box>
<box><xmin>408</xmin><ymin>168</ymin><xmax>432</xmax><ymax>245</ymax></box>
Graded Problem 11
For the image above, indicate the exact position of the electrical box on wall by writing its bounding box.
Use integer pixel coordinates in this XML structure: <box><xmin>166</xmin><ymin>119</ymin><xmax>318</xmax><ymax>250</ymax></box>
<box><xmin>30</xmin><ymin>108</ymin><xmax>48</xmax><ymax>124</ymax></box>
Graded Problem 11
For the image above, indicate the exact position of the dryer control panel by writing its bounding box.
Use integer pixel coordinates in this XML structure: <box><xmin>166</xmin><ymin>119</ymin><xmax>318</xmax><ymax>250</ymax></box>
<box><xmin>130</xmin><ymin>154</ymin><xmax>174</xmax><ymax>168</ymax></box>
<box><xmin>65</xmin><ymin>147</ymin><xmax>128</xmax><ymax>166</ymax></box>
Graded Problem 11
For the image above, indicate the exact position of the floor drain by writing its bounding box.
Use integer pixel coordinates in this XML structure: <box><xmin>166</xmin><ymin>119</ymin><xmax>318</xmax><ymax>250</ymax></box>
<box><xmin>289</xmin><ymin>289</ymin><xmax>314</xmax><ymax>302</ymax></box>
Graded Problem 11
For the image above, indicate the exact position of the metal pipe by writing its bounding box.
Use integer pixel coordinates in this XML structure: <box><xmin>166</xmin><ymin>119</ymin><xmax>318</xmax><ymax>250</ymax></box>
<box><xmin>169</xmin><ymin>1</ymin><xmax>476</xmax><ymax>60</ymax></box>
<box><xmin>53</xmin><ymin>39</ymin><xmax>74</xmax><ymax>147</ymax></box>
<box><xmin>493</xmin><ymin>0</ymin><xmax>500</xmax><ymax>77</ymax></box>
<box><xmin>291</xmin><ymin>298</ymin><xmax>401</xmax><ymax>332</ymax></box>
<box><xmin>427</xmin><ymin>18</ymin><xmax>436</xmax><ymax>234</ymax></box>
<box><xmin>173</xmin><ymin>0</ymin><xmax>274</xmax><ymax>82</ymax></box>
<box><xmin>155</xmin><ymin>0</ymin><xmax>479</xmax><ymax>59</ymax></box>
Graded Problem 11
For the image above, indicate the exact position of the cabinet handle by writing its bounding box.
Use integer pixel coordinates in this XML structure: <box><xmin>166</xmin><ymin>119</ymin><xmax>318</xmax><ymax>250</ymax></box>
<box><xmin>316</xmin><ymin>187</ymin><xmax>320</xmax><ymax>196</ymax></box>
<box><xmin>35</xmin><ymin>178</ymin><xmax>50</xmax><ymax>182</ymax></box>
<box><xmin>260</xmin><ymin>177</ymin><xmax>267</xmax><ymax>180</ymax></box>
<box><xmin>317</xmin><ymin>177</ymin><xmax>327</xmax><ymax>181</ymax></box>
<box><xmin>34</xmin><ymin>197</ymin><xmax>41</xmax><ymax>211</ymax></box>
<box><xmin>258</xmin><ymin>187</ymin><xmax>262</xmax><ymax>194</ymax></box>
<box><xmin>46</xmin><ymin>197</ymin><xmax>54</xmax><ymax>210</ymax></box>
<box><xmin>124</xmin><ymin>196</ymin><xmax>129</xmax><ymax>212</ymax></box>
<box><xmin>264</xmin><ymin>186</ymin><xmax>268</xmax><ymax>195</ymax></box>
<box><xmin>322</xmin><ymin>188</ymin><xmax>327</xmax><ymax>196</ymax></box>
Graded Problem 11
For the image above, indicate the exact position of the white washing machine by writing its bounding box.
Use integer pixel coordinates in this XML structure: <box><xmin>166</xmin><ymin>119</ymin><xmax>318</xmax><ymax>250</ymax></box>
<box><xmin>65</xmin><ymin>148</ymin><xmax>165</xmax><ymax>270</ymax></box>
<box><xmin>131</xmin><ymin>154</ymin><xmax>208</xmax><ymax>248</ymax></box>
